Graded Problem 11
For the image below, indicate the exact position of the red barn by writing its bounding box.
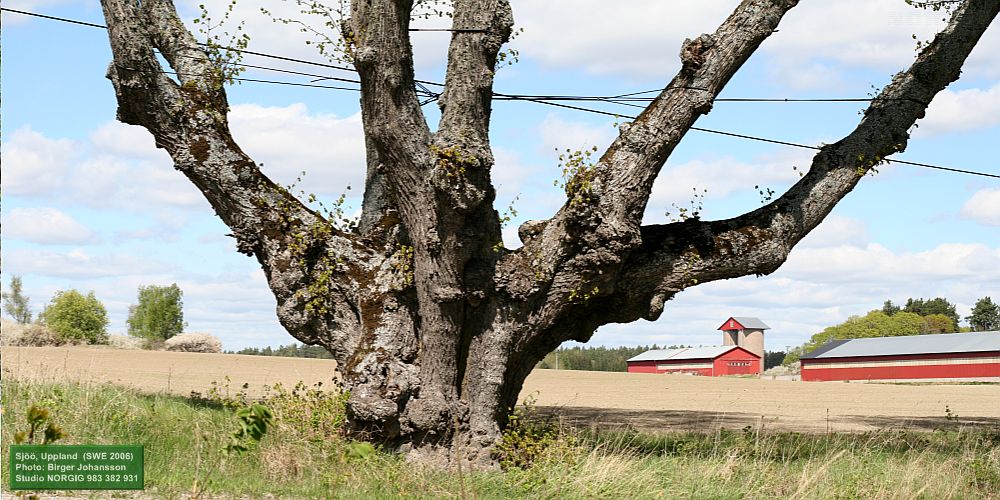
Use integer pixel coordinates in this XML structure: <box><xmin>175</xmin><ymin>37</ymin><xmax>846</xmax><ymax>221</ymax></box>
<box><xmin>801</xmin><ymin>331</ymin><xmax>1000</xmax><ymax>382</ymax></box>
<box><xmin>626</xmin><ymin>346</ymin><xmax>761</xmax><ymax>376</ymax></box>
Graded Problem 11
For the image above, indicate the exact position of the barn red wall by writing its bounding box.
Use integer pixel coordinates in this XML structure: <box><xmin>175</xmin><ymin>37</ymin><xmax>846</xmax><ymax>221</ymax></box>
<box><xmin>627</xmin><ymin>347</ymin><xmax>761</xmax><ymax>376</ymax></box>
<box><xmin>803</xmin><ymin>351</ymin><xmax>998</xmax><ymax>364</ymax></box>
<box><xmin>627</xmin><ymin>358</ymin><xmax>713</xmax><ymax>375</ymax></box>
<box><xmin>802</xmin><ymin>352</ymin><xmax>1000</xmax><ymax>381</ymax></box>
<box><xmin>626</xmin><ymin>360</ymin><xmax>660</xmax><ymax>374</ymax></box>
<box><xmin>713</xmin><ymin>348</ymin><xmax>761</xmax><ymax>375</ymax></box>
<box><xmin>657</xmin><ymin>366</ymin><xmax>714</xmax><ymax>376</ymax></box>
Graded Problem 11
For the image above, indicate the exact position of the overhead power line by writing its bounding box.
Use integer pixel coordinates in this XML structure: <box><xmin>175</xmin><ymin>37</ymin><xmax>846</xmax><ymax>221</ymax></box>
<box><xmin>0</xmin><ymin>8</ymin><xmax>487</xmax><ymax>32</ymax></box>
<box><xmin>4</xmin><ymin>7</ymin><xmax>997</xmax><ymax>180</ymax></box>
<box><xmin>508</xmin><ymin>97</ymin><xmax>998</xmax><ymax>179</ymax></box>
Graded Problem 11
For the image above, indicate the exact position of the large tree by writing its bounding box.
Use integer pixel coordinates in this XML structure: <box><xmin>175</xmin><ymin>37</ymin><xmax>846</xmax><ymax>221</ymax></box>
<box><xmin>2</xmin><ymin>275</ymin><xmax>33</xmax><ymax>324</ymax></box>
<box><xmin>99</xmin><ymin>0</ymin><xmax>999</xmax><ymax>464</ymax></box>
<box><xmin>967</xmin><ymin>296</ymin><xmax>1000</xmax><ymax>331</ymax></box>
<box><xmin>127</xmin><ymin>283</ymin><xmax>186</xmax><ymax>341</ymax></box>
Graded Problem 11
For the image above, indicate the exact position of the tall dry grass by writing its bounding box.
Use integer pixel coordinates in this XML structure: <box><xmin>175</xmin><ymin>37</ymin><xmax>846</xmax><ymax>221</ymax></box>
<box><xmin>2</xmin><ymin>374</ymin><xmax>998</xmax><ymax>499</ymax></box>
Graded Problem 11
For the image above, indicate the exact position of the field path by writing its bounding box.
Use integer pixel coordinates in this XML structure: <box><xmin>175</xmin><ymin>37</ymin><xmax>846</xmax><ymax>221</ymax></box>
<box><xmin>3</xmin><ymin>346</ymin><xmax>998</xmax><ymax>432</ymax></box>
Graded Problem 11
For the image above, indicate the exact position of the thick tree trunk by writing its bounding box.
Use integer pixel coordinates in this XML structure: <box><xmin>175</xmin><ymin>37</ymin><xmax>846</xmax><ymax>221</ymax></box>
<box><xmin>100</xmin><ymin>0</ymin><xmax>999</xmax><ymax>468</ymax></box>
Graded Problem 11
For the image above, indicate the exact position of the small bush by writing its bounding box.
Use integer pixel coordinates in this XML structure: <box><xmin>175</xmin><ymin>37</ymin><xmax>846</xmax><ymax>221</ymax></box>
<box><xmin>38</xmin><ymin>289</ymin><xmax>109</xmax><ymax>344</ymax></box>
<box><xmin>108</xmin><ymin>334</ymin><xmax>144</xmax><ymax>350</ymax></box>
<box><xmin>1</xmin><ymin>319</ymin><xmax>65</xmax><ymax>347</ymax></box>
<box><xmin>494</xmin><ymin>397</ymin><xmax>574</xmax><ymax>470</ymax></box>
<box><xmin>763</xmin><ymin>362</ymin><xmax>800</xmax><ymax>376</ymax></box>
<box><xmin>262</xmin><ymin>381</ymin><xmax>348</xmax><ymax>442</ymax></box>
<box><xmin>127</xmin><ymin>283</ymin><xmax>186</xmax><ymax>341</ymax></box>
<box><xmin>164</xmin><ymin>332</ymin><xmax>222</xmax><ymax>353</ymax></box>
<box><xmin>142</xmin><ymin>337</ymin><xmax>166</xmax><ymax>351</ymax></box>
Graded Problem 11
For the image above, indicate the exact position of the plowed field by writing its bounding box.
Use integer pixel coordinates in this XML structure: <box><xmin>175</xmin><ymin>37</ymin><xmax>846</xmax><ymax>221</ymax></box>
<box><xmin>4</xmin><ymin>346</ymin><xmax>998</xmax><ymax>433</ymax></box>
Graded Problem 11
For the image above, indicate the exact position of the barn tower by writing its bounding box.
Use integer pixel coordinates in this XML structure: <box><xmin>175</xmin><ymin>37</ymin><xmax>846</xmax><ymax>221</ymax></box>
<box><xmin>718</xmin><ymin>317</ymin><xmax>770</xmax><ymax>369</ymax></box>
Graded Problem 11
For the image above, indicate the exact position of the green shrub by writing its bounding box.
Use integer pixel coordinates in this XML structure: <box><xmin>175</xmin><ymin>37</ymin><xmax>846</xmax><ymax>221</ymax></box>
<box><xmin>127</xmin><ymin>283</ymin><xmax>185</xmax><ymax>340</ymax></box>
<box><xmin>494</xmin><ymin>397</ymin><xmax>572</xmax><ymax>470</ymax></box>
<box><xmin>38</xmin><ymin>290</ymin><xmax>109</xmax><ymax>344</ymax></box>
<box><xmin>260</xmin><ymin>381</ymin><xmax>348</xmax><ymax>442</ymax></box>
<box><xmin>2</xmin><ymin>275</ymin><xmax>33</xmax><ymax>324</ymax></box>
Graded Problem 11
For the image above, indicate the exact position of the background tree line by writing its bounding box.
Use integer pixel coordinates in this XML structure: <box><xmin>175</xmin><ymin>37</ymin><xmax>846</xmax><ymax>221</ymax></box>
<box><xmin>230</xmin><ymin>344</ymin><xmax>335</xmax><ymax>359</ymax></box>
<box><xmin>2</xmin><ymin>275</ymin><xmax>188</xmax><ymax>347</ymax></box>
<box><xmin>783</xmin><ymin>296</ymin><xmax>999</xmax><ymax>365</ymax></box>
<box><xmin>533</xmin><ymin>345</ymin><xmax>688</xmax><ymax>372</ymax></box>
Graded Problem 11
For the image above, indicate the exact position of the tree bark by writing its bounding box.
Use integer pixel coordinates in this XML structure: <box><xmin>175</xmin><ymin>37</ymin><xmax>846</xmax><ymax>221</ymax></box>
<box><xmin>100</xmin><ymin>0</ymin><xmax>999</xmax><ymax>468</ymax></box>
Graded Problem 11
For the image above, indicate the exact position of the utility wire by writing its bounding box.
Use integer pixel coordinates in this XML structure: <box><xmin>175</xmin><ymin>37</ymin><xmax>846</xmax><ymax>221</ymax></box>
<box><xmin>0</xmin><ymin>8</ymin><xmax>922</xmax><ymax>104</ymax></box>
<box><xmin>1</xmin><ymin>7</ymin><xmax>106</xmax><ymax>29</ymax></box>
<box><xmin>506</xmin><ymin>97</ymin><xmax>998</xmax><ymax>179</ymax></box>
<box><xmin>5</xmin><ymin>7</ymin><xmax>997</xmax><ymax>180</ymax></box>
<box><xmin>0</xmin><ymin>8</ymin><xmax>487</xmax><ymax>33</ymax></box>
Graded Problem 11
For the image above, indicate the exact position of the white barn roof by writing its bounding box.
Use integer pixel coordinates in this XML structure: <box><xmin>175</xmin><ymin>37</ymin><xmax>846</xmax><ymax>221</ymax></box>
<box><xmin>627</xmin><ymin>345</ymin><xmax>756</xmax><ymax>363</ymax></box>
<box><xmin>801</xmin><ymin>331</ymin><xmax>1000</xmax><ymax>360</ymax></box>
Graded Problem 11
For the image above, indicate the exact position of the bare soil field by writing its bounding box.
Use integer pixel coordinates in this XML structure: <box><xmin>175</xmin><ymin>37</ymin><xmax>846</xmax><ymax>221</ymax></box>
<box><xmin>3</xmin><ymin>346</ymin><xmax>998</xmax><ymax>433</ymax></box>
<box><xmin>523</xmin><ymin>369</ymin><xmax>1000</xmax><ymax>433</ymax></box>
<box><xmin>0</xmin><ymin>345</ymin><xmax>338</xmax><ymax>397</ymax></box>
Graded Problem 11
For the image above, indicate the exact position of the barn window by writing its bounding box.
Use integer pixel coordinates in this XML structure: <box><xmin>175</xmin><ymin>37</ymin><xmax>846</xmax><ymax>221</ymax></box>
<box><xmin>727</xmin><ymin>361</ymin><xmax>750</xmax><ymax>367</ymax></box>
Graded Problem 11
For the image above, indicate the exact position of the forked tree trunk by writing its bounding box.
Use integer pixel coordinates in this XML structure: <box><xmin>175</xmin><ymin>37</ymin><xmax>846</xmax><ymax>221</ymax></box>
<box><xmin>99</xmin><ymin>0</ymin><xmax>999</xmax><ymax>466</ymax></box>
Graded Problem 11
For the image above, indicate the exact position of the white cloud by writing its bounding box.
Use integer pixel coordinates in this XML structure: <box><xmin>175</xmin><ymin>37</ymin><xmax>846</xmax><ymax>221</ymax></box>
<box><xmin>649</xmin><ymin>156</ymin><xmax>801</xmax><ymax>207</ymax></box>
<box><xmin>762</xmin><ymin>1</ymin><xmax>1000</xmax><ymax>89</ymax></box>
<box><xmin>913</xmin><ymin>83</ymin><xmax>1000</xmax><ymax>137</ymax></box>
<box><xmin>508</xmin><ymin>0</ymin><xmax>999</xmax><ymax>87</ymax></box>
<box><xmin>3</xmin><ymin>103</ymin><xmax>367</xmax><ymax>212</ymax></box>
<box><xmin>644</xmin><ymin>148</ymin><xmax>811</xmax><ymax>223</ymax></box>
<box><xmin>228</xmin><ymin>103</ymin><xmax>366</xmax><ymax>197</ymax></box>
<box><xmin>538</xmin><ymin>114</ymin><xmax>615</xmax><ymax>154</ymax></box>
<box><xmin>0</xmin><ymin>1</ymin><xmax>75</xmax><ymax>25</ymax></box>
<box><xmin>595</xmin><ymin>241</ymin><xmax>1000</xmax><ymax>348</ymax></box>
<box><xmin>797</xmin><ymin>215</ymin><xmax>870</xmax><ymax>249</ymax></box>
<box><xmin>510</xmin><ymin>0</ymin><xmax>734</xmax><ymax>77</ymax></box>
<box><xmin>0</xmin><ymin>127</ymin><xmax>78</xmax><ymax>196</ymax></box>
<box><xmin>783</xmin><ymin>242</ymin><xmax>1000</xmax><ymax>285</ymax></box>
<box><xmin>5</xmin><ymin>248</ymin><xmax>175</xmax><ymax>279</ymax></box>
<box><xmin>961</xmin><ymin>188</ymin><xmax>1000</xmax><ymax>226</ymax></box>
<box><xmin>963</xmin><ymin>21</ymin><xmax>1000</xmax><ymax>80</ymax></box>
<box><xmin>182</xmin><ymin>0</ymin><xmax>449</xmax><ymax>75</ymax></box>
<box><xmin>1</xmin><ymin>125</ymin><xmax>203</xmax><ymax>211</ymax></box>
<box><xmin>2</xmin><ymin>208</ymin><xmax>96</xmax><ymax>245</ymax></box>
<box><xmin>763</xmin><ymin>1</ymin><xmax>947</xmax><ymax>72</ymax></box>
<box><xmin>90</xmin><ymin>122</ymin><xmax>163</xmax><ymax>161</ymax></box>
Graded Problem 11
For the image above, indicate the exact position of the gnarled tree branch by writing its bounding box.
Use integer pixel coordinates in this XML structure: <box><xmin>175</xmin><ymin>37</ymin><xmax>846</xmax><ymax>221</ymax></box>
<box><xmin>497</xmin><ymin>0</ymin><xmax>799</xmax><ymax>337</ymax></box>
<box><xmin>100</xmin><ymin>0</ymin><xmax>373</xmax><ymax>367</ymax></box>
<box><xmin>598</xmin><ymin>0</ymin><xmax>1000</xmax><ymax>328</ymax></box>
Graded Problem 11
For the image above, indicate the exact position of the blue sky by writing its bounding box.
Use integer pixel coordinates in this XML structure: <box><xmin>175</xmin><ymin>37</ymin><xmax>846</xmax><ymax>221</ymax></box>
<box><xmin>3</xmin><ymin>0</ymin><xmax>998</xmax><ymax>351</ymax></box>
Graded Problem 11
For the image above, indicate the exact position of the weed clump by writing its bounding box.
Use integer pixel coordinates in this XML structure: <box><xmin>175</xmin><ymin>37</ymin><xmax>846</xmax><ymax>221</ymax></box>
<box><xmin>165</xmin><ymin>332</ymin><xmax>223</xmax><ymax>353</ymax></box>
<box><xmin>1</xmin><ymin>319</ymin><xmax>65</xmax><ymax>347</ymax></box>
<box><xmin>494</xmin><ymin>397</ymin><xmax>577</xmax><ymax>470</ymax></box>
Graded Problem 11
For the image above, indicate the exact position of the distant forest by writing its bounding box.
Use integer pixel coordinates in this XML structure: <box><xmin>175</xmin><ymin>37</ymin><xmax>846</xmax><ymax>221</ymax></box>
<box><xmin>230</xmin><ymin>343</ymin><xmax>333</xmax><ymax>359</ymax></box>
<box><xmin>535</xmin><ymin>345</ymin><xmax>787</xmax><ymax>372</ymax></box>
<box><xmin>231</xmin><ymin>342</ymin><xmax>787</xmax><ymax>371</ymax></box>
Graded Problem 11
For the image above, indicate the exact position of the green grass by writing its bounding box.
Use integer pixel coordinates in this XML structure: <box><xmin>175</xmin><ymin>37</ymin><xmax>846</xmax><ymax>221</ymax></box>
<box><xmin>2</xmin><ymin>377</ymin><xmax>999</xmax><ymax>499</ymax></box>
